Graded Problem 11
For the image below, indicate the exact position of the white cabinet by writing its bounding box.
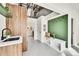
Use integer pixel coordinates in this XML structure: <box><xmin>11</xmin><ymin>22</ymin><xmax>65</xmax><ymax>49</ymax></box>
<box><xmin>45</xmin><ymin>37</ymin><xmax>66</xmax><ymax>52</ymax></box>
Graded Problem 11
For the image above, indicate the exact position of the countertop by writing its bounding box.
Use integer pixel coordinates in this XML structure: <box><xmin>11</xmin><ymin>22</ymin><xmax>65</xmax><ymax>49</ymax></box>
<box><xmin>0</xmin><ymin>36</ymin><xmax>22</xmax><ymax>47</ymax></box>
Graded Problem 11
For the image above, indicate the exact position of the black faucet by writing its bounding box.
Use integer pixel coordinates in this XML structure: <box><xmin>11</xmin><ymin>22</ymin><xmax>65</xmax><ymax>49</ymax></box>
<box><xmin>1</xmin><ymin>28</ymin><xmax>11</xmax><ymax>40</ymax></box>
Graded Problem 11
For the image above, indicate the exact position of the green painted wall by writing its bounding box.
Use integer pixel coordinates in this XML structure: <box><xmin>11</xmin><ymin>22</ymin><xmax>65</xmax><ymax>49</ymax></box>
<box><xmin>48</xmin><ymin>15</ymin><xmax>68</xmax><ymax>47</ymax></box>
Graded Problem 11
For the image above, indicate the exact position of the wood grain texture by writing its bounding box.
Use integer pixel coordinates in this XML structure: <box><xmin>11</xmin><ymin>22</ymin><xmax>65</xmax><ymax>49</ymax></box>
<box><xmin>0</xmin><ymin>44</ymin><xmax>22</xmax><ymax>56</ymax></box>
<box><xmin>6</xmin><ymin>4</ymin><xmax>27</xmax><ymax>51</ymax></box>
<box><xmin>20</xmin><ymin>6</ymin><xmax>28</xmax><ymax>51</ymax></box>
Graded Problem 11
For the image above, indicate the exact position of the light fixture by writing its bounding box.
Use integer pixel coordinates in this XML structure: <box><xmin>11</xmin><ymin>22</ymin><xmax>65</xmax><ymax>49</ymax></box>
<box><xmin>19</xmin><ymin>3</ymin><xmax>43</xmax><ymax>18</ymax></box>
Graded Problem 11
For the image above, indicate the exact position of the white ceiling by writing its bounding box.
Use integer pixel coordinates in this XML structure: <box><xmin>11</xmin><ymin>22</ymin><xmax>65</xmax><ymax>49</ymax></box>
<box><xmin>36</xmin><ymin>3</ymin><xmax>79</xmax><ymax>14</ymax></box>
<box><xmin>68</xmin><ymin>3</ymin><xmax>79</xmax><ymax>11</ymax></box>
<box><xmin>46</xmin><ymin>3</ymin><xmax>79</xmax><ymax>11</ymax></box>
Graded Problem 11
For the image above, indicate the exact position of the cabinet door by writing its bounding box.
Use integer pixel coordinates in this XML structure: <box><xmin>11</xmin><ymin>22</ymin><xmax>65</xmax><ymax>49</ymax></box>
<box><xmin>6</xmin><ymin>4</ymin><xmax>27</xmax><ymax>51</ymax></box>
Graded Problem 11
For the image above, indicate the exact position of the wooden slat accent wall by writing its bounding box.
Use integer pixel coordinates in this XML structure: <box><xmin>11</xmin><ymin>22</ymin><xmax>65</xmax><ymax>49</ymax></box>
<box><xmin>6</xmin><ymin>4</ymin><xmax>27</xmax><ymax>51</ymax></box>
<box><xmin>0</xmin><ymin>44</ymin><xmax>22</xmax><ymax>56</ymax></box>
<box><xmin>20</xmin><ymin>6</ymin><xmax>28</xmax><ymax>51</ymax></box>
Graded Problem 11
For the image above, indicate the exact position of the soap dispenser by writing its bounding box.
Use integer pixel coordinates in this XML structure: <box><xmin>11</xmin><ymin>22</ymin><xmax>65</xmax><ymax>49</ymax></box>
<box><xmin>1</xmin><ymin>28</ymin><xmax>11</xmax><ymax>40</ymax></box>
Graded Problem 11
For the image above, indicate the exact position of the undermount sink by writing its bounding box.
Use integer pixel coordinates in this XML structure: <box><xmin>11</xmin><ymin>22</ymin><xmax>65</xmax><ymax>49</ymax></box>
<box><xmin>2</xmin><ymin>37</ymin><xmax>20</xmax><ymax>42</ymax></box>
<box><xmin>0</xmin><ymin>36</ymin><xmax>22</xmax><ymax>47</ymax></box>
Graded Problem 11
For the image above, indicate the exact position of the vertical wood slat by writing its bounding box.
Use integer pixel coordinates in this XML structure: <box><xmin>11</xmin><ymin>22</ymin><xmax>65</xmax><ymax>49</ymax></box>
<box><xmin>6</xmin><ymin>4</ymin><xmax>27</xmax><ymax>51</ymax></box>
<box><xmin>20</xmin><ymin>6</ymin><xmax>28</xmax><ymax>51</ymax></box>
<box><xmin>0</xmin><ymin>44</ymin><xmax>22</xmax><ymax>56</ymax></box>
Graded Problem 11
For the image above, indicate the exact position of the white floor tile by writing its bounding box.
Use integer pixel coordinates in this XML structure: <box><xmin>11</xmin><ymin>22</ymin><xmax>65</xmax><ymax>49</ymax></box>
<box><xmin>23</xmin><ymin>37</ymin><xmax>61</xmax><ymax>56</ymax></box>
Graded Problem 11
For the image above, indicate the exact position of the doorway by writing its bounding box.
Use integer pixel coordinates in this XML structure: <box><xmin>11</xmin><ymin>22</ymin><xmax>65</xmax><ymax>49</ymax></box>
<box><xmin>71</xmin><ymin>18</ymin><xmax>73</xmax><ymax>45</ymax></box>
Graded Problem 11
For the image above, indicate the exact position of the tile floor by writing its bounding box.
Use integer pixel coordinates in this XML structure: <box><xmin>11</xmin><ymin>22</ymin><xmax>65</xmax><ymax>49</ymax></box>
<box><xmin>23</xmin><ymin>37</ymin><xmax>61</xmax><ymax>56</ymax></box>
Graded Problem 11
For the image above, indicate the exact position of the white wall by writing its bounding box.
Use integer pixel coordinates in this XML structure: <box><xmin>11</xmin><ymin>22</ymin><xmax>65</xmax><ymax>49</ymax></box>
<box><xmin>27</xmin><ymin>18</ymin><xmax>36</xmax><ymax>31</ymax></box>
<box><xmin>27</xmin><ymin>18</ymin><xmax>37</xmax><ymax>40</ymax></box>
<box><xmin>34</xmin><ymin>19</ymin><xmax>38</xmax><ymax>40</ymax></box>
<box><xmin>37</xmin><ymin>16</ymin><xmax>42</xmax><ymax>41</ymax></box>
<box><xmin>0</xmin><ymin>15</ymin><xmax>6</xmax><ymax>38</ymax></box>
<box><xmin>36</xmin><ymin>3</ymin><xmax>79</xmax><ymax>45</ymax></box>
<box><xmin>27</xmin><ymin>18</ymin><xmax>39</xmax><ymax>40</ymax></box>
<box><xmin>34</xmin><ymin>16</ymin><xmax>46</xmax><ymax>41</ymax></box>
<box><xmin>39</xmin><ymin>16</ymin><xmax>46</xmax><ymax>42</ymax></box>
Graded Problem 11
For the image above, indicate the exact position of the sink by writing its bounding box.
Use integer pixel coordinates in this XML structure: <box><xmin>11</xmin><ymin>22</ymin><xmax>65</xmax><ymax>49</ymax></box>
<box><xmin>0</xmin><ymin>36</ymin><xmax>22</xmax><ymax>47</ymax></box>
<box><xmin>3</xmin><ymin>37</ymin><xmax>20</xmax><ymax>42</ymax></box>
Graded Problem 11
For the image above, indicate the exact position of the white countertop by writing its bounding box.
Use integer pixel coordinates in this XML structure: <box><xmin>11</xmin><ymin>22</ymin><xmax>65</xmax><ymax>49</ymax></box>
<box><xmin>48</xmin><ymin>37</ymin><xmax>66</xmax><ymax>43</ymax></box>
<box><xmin>0</xmin><ymin>36</ymin><xmax>22</xmax><ymax>47</ymax></box>
<box><xmin>46</xmin><ymin>37</ymin><xmax>66</xmax><ymax>52</ymax></box>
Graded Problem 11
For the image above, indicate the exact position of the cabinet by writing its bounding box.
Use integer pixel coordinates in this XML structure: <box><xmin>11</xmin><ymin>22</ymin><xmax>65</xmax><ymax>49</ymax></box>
<box><xmin>0</xmin><ymin>44</ymin><xmax>22</xmax><ymax>56</ymax></box>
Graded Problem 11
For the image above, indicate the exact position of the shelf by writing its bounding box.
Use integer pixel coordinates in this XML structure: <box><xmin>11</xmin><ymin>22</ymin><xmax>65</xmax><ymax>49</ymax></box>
<box><xmin>0</xmin><ymin>4</ymin><xmax>12</xmax><ymax>18</ymax></box>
